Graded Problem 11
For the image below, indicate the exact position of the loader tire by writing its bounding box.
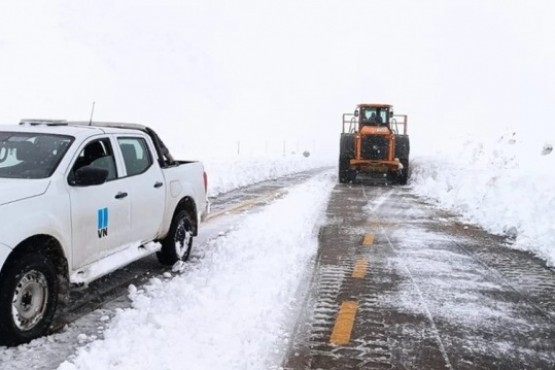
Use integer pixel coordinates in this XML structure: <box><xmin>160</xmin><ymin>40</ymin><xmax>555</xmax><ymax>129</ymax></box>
<box><xmin>397</xmin><ymin>158</ymin><xmax>409</xmax><ymax>185</ymax></box>
<box><xmin>339</xmin><ymin>134</ymin><xmax>355</xmax><ymax>183</ymax></box>
<box><xmin>339</xmin><ymin>156</ymin><xmax>352</xmax><ymax>183</ymax></box>
<box><xmin>395</xmin><ymin>135</ymin><xmax>410</xmax><ymax>160</ymax></box>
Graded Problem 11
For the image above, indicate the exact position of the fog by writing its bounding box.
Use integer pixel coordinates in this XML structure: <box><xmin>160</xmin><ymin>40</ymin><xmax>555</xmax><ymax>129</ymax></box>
<box><xmin>1</xmin><ymin>0</ymin><xmax>554</xmax><ymax>157</ymax></box>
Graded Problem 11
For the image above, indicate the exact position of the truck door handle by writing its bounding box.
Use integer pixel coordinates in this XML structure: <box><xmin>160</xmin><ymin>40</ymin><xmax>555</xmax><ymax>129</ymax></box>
<box><xmin>154</xmin><ymin>182</ymin><xmax>163</xmax><ymax>188</ymax></box>
<box><xmin>115</xmin><ymin>192</ymin><xmax>128</xmax><ymax>199</ymax></box>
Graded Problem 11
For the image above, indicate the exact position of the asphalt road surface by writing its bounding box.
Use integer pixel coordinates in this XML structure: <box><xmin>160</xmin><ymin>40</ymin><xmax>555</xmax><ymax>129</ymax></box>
<box><xmin>284</xmin><ymin>180</ymin><xmax>555</xmax><ymax>370</ymax></box>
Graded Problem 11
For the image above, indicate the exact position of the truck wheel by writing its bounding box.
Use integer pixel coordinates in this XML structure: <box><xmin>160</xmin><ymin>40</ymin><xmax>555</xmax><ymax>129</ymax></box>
<box><xmin>157</xmin><ymin>210</ymin><xmax>194</xmax><ymax>265</ymax></box>
<box><xmin>0</xmin><ymin>253</ymin><xmax>59</xmax><ymax>346</ymax></box>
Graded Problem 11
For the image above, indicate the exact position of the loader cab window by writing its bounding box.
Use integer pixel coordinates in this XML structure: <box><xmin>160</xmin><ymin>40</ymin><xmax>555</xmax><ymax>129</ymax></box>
<box><xmin>361</xmin><ymin>108</ymin><xmax>389</xmax><ymax>127</ymax></box>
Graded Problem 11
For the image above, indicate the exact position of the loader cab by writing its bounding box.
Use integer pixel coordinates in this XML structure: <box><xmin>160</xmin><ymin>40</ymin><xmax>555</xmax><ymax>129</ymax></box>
<box><xmin>357</xmin><ymin>105</ymin><xmax>392</xmax><ymax>129</ymax></box>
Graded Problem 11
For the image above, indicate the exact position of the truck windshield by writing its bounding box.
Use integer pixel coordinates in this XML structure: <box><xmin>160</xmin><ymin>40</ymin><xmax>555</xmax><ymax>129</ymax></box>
<box><xmin>0</xmin><ymin>132</ymin><xmax>74</xmax><ymax>179</ymax></box>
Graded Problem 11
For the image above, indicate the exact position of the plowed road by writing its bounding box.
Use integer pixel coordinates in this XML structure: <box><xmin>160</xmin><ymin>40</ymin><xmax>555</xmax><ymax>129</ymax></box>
<box><xmin>284</xmin><ymin>180</ymin><xmax>555</xmax><ymax>370</ymax></box>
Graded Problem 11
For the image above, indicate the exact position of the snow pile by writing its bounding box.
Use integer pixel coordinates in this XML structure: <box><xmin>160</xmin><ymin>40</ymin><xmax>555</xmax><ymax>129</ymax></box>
<box><xmin>203</xmin><ymin>155</ymin><xmax>332</xmax><ymax>196</ymax></box>
<box><xmin>411</xmin><ymin>133</ymin><xmax>555</xmax><ymax>265</ymax></box>
<box><xmin>169</xmin><ymin>138</ymin><xmax>334</xmax><ymax>197</ymax></box>
<box><xmin>58</xmin><ymin>172</ymin><xmax>334</xmax><ymax>370</ymax></box>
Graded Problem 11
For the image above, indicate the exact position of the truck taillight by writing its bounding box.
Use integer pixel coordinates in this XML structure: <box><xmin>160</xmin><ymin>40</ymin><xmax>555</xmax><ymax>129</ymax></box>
<box><xmin>203</xmin><ymin>171</ymin><xmax>208</xmax><ymax>193</ymax></box>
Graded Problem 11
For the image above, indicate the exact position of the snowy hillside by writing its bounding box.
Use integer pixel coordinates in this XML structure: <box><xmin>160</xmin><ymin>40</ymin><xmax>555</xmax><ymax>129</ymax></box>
<box><xmin>411</xmin><ymin>132</ymin><xmax>555</xmax><ymax>266</ymax></box>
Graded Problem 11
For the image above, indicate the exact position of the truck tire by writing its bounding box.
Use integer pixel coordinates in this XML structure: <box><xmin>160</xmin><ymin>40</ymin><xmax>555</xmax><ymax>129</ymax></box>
<box><xmin>339</xmin><ymin>134</ymin><xmax>355</xmax><ymax>183</ymax></box>
<box><xmin>157</xmin><ymin>210</ymin><xmax>194</xmax><ymax>265</ymax></box>
<box><xmin>0</xmin><ymin>252</ymin><xmax>59</xmax><ymax>346</ymax></box>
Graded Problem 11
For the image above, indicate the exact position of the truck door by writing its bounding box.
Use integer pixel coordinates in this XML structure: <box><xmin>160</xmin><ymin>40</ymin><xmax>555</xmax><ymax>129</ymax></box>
<box><xmin>67</xmin><ymin>137</ymin><xmax>132</xmax><ymax>269</ymax></box>
<box><xmin>116</xmin><ymin>136</ymin><xmax>165</xmax><ymax>243</ymax></box>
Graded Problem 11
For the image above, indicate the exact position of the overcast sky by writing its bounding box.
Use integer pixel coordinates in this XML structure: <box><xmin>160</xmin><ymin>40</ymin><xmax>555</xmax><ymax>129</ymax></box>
<box><xmin>1</xmin><ymin>1</ymin><xmax>553</xmax><ymax>156</ymax></box>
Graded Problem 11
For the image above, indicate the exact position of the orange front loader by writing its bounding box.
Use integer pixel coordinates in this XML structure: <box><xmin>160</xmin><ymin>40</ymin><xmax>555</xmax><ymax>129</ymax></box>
<box><xmin>339</xmin><ymin>103</ymin><xmax>410</xmax><ymax>184</ymax></box>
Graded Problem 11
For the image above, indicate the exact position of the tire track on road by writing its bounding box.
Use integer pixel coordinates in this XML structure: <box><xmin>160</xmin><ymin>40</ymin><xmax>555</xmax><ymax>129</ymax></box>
<box><xmin>362</xmin><ymin>185</ymin><xmax>453</xmax><ymax>369</ymax></box>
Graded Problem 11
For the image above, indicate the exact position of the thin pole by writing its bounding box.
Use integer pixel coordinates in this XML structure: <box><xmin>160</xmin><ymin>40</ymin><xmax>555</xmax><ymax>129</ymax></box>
<box><xmin>88</xmin><ymin>101</ymin><xmax>96</xmax><ymax>126</ymax></box>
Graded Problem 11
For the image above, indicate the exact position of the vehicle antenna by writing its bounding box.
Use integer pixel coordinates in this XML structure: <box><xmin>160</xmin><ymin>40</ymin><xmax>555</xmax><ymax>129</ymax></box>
<box><xmin>89</xmin><ymin>101</ymin><xmax>96</xmax><ymax>126</ymax></box>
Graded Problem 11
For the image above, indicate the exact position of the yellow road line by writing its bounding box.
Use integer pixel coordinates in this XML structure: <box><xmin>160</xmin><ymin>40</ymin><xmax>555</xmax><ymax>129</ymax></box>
<box><xmin>207</xmin><ymin>192</ymin><xmax>278</xmax><ymax>221</ymax></box>
<box><xmin>352</xmin><ymin>259</ymin><xmax>368</xmax><ymax>279</ymax></box>
<box><xmin>330</xmin><ymin>301</ymin><xmax>359</xmax><ymax>345</ymax></box>
<box><xmin>363</xmin><ymin>233</ymin><xmax>375</xmax><ymax>246</ymax></box>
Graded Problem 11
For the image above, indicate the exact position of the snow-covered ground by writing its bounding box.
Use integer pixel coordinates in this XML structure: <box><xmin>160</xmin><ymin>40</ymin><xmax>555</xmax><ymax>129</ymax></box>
<box><xmin>411</xmin><ymin>132</ymin><xmax>555</xmax><ymax>266</ymax></box>
<box><xmin>55</xmin><ymin>171</ymin><xmax>334</xmax><ymax>370</ymax></box>
<box><xmin>1</xmin><ymin>1</ymin><xmax>554</xmax><ymax>368</ymax></box>
<box><xmin>203</xmin><ymin>155</ymin><xmax>332</xmax><ymax>197</ymax></box>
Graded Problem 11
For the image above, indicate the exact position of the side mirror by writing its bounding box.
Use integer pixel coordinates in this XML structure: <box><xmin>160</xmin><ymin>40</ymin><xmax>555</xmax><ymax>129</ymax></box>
<box><xmin>73</xmin><ymin>166</ymin><xmax>109</xmax><ymax>186</ymax></box>
<box><xmin>389</xmin><ymin>111</ymin><xmax>394</xmax><ymax>118</ymax></box>
<box><xmin>354</xmin><ymin>110</ymin><xmax>359</xmax><ymax>117</ymax></box>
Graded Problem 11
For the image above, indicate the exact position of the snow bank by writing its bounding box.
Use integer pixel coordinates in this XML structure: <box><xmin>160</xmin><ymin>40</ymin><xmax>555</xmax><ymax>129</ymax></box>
<box><xmin>411</xmin><ymin>133</ymin><xmax>555</xmax><ymax>266</ymax></box>
<box><xmin>58</xmin><ymin>172</ymin><xmax>334</xmax><ymax>370</ymax></box>
<box><xmin>169</xmin><ymin>141</ymin><xmax>334</xmax><ymax>197</ymax></box>
<box><xmin>203</xmin><ymin>155</ymin><xmax>332</xmax><ymax>196</ymax></box>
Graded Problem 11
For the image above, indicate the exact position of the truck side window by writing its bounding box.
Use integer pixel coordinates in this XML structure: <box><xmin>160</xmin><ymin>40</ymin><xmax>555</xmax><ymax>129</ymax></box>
<box><xmin>118</xmin><ymin>137</ymin><xmax>152</xmax><ymax>177</ymax></box>
<box><xmin>69</xmin><ymin>139</ymin><xmax>117</xmax><ymax>183</ymax></box>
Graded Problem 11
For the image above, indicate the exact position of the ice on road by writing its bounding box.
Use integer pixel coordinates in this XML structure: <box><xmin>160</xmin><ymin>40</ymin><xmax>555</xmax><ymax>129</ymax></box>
<box><xmin>58</xmin><ymin>171</ymin><xmax>335</xmax><ymax>370</ymax></box>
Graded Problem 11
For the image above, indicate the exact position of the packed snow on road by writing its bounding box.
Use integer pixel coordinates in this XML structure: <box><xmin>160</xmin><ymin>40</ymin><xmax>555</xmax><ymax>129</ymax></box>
<box><xmin>0</xmin><ymin>158</ymin><xmax>335</xmax><ymax>369</ymax></box>
<box><xmin>55</xmin><ymin>171</ymin><xmax>334</xmax><ymax>370</ymax></box>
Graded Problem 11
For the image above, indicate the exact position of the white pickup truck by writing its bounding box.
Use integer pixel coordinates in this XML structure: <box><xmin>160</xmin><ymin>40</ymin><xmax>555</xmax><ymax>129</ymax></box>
<box><xmin>0</xmin><ymin>120</ymin><xmax>209</xmax><ymax>345</ymax></box>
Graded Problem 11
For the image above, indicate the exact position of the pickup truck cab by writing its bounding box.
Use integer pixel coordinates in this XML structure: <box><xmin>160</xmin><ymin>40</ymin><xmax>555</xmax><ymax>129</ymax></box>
<box><xmin>0</xmin><ymin>120</ymin><xmax>209</xmax><ymax>345</ymax></box>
